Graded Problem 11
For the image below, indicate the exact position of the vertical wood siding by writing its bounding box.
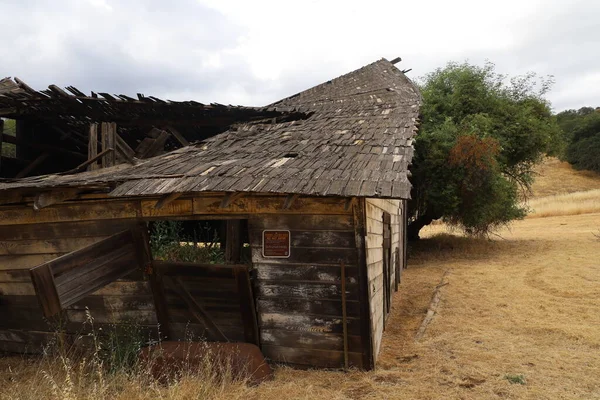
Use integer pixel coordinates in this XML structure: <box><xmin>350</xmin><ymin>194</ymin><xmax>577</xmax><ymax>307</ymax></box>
<box><xmin>364</xmin><ymin>198</ymin><xmax>405</xmax><ymax>362</ymax></box>
<box><xmin>248</xmin><ymin>213</ymin><xmax>366</xmax><ymax>369</ymax></box>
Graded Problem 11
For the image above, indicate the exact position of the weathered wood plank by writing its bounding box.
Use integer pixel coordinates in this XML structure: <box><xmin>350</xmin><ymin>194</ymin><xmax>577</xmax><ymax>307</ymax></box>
<box><xmin>257</xmin><ymin>298</ymin><xmax>360</xmax><ymax>318</ymax></box>
<box><xmin>249</xmin><ymin>214</ymin><xmax>354</xmax><ymax>231</ymax></box>
<box><xmin>262</xmin><ymin>345</ymin><xmax>363</xmax><ymax>368</ymax></box>
<box><xmin>254</xmin><ymin>264</ymin><xmax>358</xmax><ymax>284</ymax></box>
<box><xmin>251</xmin><ymin>246</ymin><xmax>357</xmax><ymax>265</ymax></box>
<box><xmin>0</xmin><ymin>220</ymin><xmax>136</xmax><ymax>241</ymax></box>
<box><xmin>260</xmin><ymin>329</ymin><xmax>363</xmax><ymax>352</ymax></box>
<box><xmin>0</xmin><ymin>254</ymin><xmax>63</xmax><ymax>270</ymax></box>
<box><xmin>258</xmin><ymin>312</ymin><xmax>361</xmax><ymax>335</ymax></box>
<box><xmin>0</xmin><ymin>201</ymin><xmax>139</xmax><ymax>226</ymax></box>
<box><xmin>256</xmin><ymin>281</ymin><xmax>358</xmax><ymax>301</ymax></box>
<box><xmin>140</xmin><ymin>199</ymin><xmax>193</xmax><ymax>218</ymax></box>
<box><xmin>0</xmin><ymin>237</ymin><xmax>105</xmax><ymax>256</ymax></box>
<box><xmin>193</xmin><ymin>196</ymin><xmax>352</xmax><ymax>215</ymax></box>
<box><xmin>249</xmin><ymin>230</ymin><xmax>355</xmax><ymax>248</ymax></box>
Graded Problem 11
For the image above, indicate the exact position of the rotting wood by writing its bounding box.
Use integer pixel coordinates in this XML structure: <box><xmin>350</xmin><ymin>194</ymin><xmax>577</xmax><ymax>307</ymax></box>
<box><xmin>154</xmin><ymin>192</ymin><xmax>183</xmax><ymax>210</ymax></box>
<box><xmin>115</xmin><ymin>134</ymin><xmax>136</xmax><ymax>164</ymax></box>
<box><xmin>66</xmin><ymin>148</ymin><xmax>114</xmax><ymax>174</ymax></box>
<box><xmin>164</xmin><ymin>276</ymin><xmax>228</xmax><ymax>342</ymax></box>
<box><xmin>165</xmin><ymin>125</ymin><xmax>189</xmax><ymax>147</ymax></box>
<box><xmin>353</xmin><ymin>198</ymin><xmax>374</xmax><ymax>369</ymax></box>
<box><xmin>282</xmin><ymin>194</ymin><xmax>299</xmax><ymax>210</ymax></box>
<box><xmin>33</xmin><ymin>189</ymin><xmax>81</xmax><ymax>211</ymax></box>
<box><xmin>28</xmin><ymin>230</ymin><xmax>142</xmax><ymax>318</ymax></box>
<box><xmin>341</xmin><ymin>260</ymin><xmax>349</xmax><ymax>369</ymax></box>
<box><xmin>234</xmin><ymin>266</ymin><xmax>260</xmax><ymax>345</ymax></box>
<box><xmin>88</xmin><ymin>123</ymin><xmax>98</xmax><ymax>171</ymax></box>
<box><xmin>220</xmin><ymin>192</ymin><xmax>245</xmax><ymax>209</ymax></box>
<box><xmin>0</xmin><ymin>119</ymin><xmax>3</xmax><ymax>174</ymax></box>
<box><xmin>415</xmin><ymin>270</ymin><xmax>450</xmax><ymax>342</ymax></box>
<box><xmin>2</xmin><ymin>134</ymin><xmax>87</xmax><ymax>160</ymax></box>
<box><xmin>101</xmin><ymin>122</ymin><xmax>117</xmax><ymax>168</ymax></box>
<box><xmin>225</xmin><ymin>219</ymin><xmax>242</xmax><ymax>263</ymax></box>
<box><xmin>16</xmin><ymin>153</ymin><xmax>49</xmax><ymax>178</ymax></box>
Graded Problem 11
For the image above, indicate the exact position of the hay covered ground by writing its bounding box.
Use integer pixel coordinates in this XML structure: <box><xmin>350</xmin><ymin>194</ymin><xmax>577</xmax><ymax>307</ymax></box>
<box><xmin>1</xmin><ymin>158</ymin><xmax>599</xmax><ymax>399</ymax></box>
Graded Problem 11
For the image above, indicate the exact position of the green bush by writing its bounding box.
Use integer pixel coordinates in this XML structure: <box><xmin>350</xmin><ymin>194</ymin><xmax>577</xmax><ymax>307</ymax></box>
<box><xmin>557</xmin><ymin>108</ymin><xmax>600</xmax><ymax>173</ymax></box>
<box><xmin>150</xmin><ymin>220</ymin><xmax>225</xmax><ymax>264</ymax></box>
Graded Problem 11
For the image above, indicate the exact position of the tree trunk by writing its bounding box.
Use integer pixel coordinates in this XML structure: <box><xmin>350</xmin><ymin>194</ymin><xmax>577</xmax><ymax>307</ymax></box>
<box><xmin>407</xmin><ymin>213</ymin><xmax>436</xmax><ymax>241</ymax></box>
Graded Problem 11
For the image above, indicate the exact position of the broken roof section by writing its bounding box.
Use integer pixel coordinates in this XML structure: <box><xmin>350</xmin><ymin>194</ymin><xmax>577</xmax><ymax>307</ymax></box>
<box><xmin>0</xmin><ymin>58</ymin><xmax>421</xmax><ymax>199</ymax></box>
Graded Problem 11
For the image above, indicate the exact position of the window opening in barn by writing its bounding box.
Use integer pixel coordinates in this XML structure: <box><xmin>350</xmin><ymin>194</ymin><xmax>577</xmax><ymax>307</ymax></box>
<box><xmin>148</xmin><ymin>219</ymin><xmax>250</xmax><ymax>264</ymax></box>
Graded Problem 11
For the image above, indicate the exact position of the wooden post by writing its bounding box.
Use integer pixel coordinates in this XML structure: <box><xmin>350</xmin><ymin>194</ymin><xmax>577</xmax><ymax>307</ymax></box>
<box><xmin>101</xmin><ymin>122</ymin><xmax>117</xmax><ymax>168</ymax></box>
<box><xmin>341</xmin><ymin>261</ymin><xmax>349</xmax><ymax>369</ymax></box>
<box><xmin>134</xmin><ymin>224</ymin><xmax>172</xmax><ymax>340</ymax></box>
<box><xmin>225</xmin><ymin>220</ymin><xmax>242</xmax><ymax>263</ymax></box>
<box><xmin>88</xmin><ymin>123</ymin><xmax>98</xmax><ymax>171</ymax></box>
<box><xmin>353</xmin><ymin>198</ymin><xmax>374</xmax><ymax>370</ymax></box>
<box><xmin>234</xmin><ymin>266</ymin><xmax>260</xmax><ymax>346</ymax></box>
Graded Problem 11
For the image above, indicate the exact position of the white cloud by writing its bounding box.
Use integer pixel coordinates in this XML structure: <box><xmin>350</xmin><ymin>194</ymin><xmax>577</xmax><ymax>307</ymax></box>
<box><xmin>0</xmin><ymin>0</ymin><xmax>598</xmax><ymax>110</ymax></box>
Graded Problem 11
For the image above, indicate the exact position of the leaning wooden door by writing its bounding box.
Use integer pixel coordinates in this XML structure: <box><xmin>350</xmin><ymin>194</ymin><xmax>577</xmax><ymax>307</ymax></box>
<box><xmin>382</xmin><ymin>212</ymin><xmax>392</xmax><ymax>326</ymax></box>
<box><xmin>29</xmin><ymin>228</ymin><xmax>148</xmax><ymax>319</ymax></box>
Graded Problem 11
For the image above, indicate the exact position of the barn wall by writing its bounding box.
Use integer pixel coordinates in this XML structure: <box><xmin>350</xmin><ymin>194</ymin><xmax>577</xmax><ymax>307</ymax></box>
<box><xmin>0</xmin><ymin>194</ymin><xmax>371</xmax><ymax>369</ymax></box>
<box><xmin>0</xmin><ymin>219</ymin><xmax>156</xmax><ymax>353</ymax></box>
<box><xmin>364</xmin><ymin>198</ymin><xmax>404</xmax><ymax>362</ymax></box>
<box><xmin>248</xmin><ymin>211</ymin><xmax>366</xmax><ymax>369</ymax></box>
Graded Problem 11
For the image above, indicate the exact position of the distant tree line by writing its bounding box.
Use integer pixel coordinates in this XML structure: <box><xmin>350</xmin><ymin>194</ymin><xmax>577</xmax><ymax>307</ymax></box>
<box><xmin>556</xmin><ymin>107</ymin><xmax>600</xmax><ymax>173</ymax></box>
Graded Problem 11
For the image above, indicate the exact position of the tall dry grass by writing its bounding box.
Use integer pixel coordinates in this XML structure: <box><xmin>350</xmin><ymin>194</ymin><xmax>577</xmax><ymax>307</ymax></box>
<box><xmin>525</xmin><ymin>189</ymin><xmax>600</xmax><ymax>218</ymax></box>
<box><xmin>0</xmin><ymin>312</ymin><xmax>252</xmax><ymax>400</ymax></box>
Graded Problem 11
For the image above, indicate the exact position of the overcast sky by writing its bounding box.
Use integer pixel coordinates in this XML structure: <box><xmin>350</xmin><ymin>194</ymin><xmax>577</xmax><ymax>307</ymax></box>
<box><xmin>1</xmin><ymin>0</ymin><xmax>598</xmax><ymax>111</ymax></box>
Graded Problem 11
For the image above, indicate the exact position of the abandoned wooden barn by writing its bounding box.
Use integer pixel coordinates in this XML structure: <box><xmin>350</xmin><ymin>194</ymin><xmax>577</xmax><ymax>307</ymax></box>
<box><xmin>0</xmin><ymin>58</ymin><xmax>421</xmax><ymax>370</ymax></box>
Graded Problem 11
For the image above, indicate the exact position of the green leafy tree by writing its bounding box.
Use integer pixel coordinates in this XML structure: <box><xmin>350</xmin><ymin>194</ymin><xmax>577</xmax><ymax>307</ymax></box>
<box><xmin>408</xmin><ymin>62</ymin><xmax>561</xmax><ymax>239</ymax></box>
<box><xmin>557</xmin><ymin>107</ymin><xmax>600</xmax><ymax>172</ymax></box>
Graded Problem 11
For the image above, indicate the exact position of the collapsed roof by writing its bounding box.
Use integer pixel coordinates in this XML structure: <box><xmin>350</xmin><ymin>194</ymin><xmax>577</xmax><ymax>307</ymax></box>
<box><xmin>0</xmin><ymin>58</ymin><xmax>421</xmax><ymax>199</ymax></box>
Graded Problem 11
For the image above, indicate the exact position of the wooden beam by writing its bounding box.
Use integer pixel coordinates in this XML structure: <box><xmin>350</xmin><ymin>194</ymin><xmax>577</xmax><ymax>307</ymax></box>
<box><xmin>101</xmin><ymin>122</ymin><xmax>117</xmax><ymax>168</ymax></box>
<box><xmin>282</xmin><ymin>193</ymin><xmax>299</xmax><ymax>210</ymax></box>
<box><xmin>234</xmin><ymin>266</ymin><xmax>259</xmax><ymax>346</ymax></box>
<box><xmin>2</xmin><ymin>134</ymin><xmax>87</xmax><ymax>160</ymax></box>
<box><xmin>165</xmin><ymin>276</ymin><xmax>228</xmax><ymax>342</ymax></box>
<box><xmin>165</xmin><ymin>125</ymin><xmax>189</xmax><ymax>147</ymax></box>
<box><xmin>88</xmin><ymin>123</ymin><xmax>98</xmax><ymax>171</ymax></box>
<box><xmin>341</xmin><ymin>261</ymin><xmax>349</xmax><ymax>369</ymax></box>
<box><xmin>140</xmin><ymin>129</ymin><xmax>170</xmax><ymax>158</ymax></box>
<box><xmin>64</xmin><ymin>148</ymin><xmax>114</xmax><ymax>174</ymax></box>
<box><xmin>154</xmin><ymin>192</ymin><xmax>182</xmax><ymax>210</ymax></box>
<box><xmin>390</xmin><ymin>57</ymin><xmax>402</xmax><ymax>64</ymax></box>
<box><xmin>225</xmin><ymin>219</ymin><xmax>242</xmax><ymax>263</ymax></box>
<box><xmin>33</xmin><ymin>188</ymin><xmax>81</xmax><ymax>211</ymax></box>
<box><xmin>220</xmin><ymin>192</ymin><xmax>245</xmax><ymax>208</ymax></box>
<box><xmin>15</xmin><ymin>153</ymin><xmax>49</xmax><ymax>178</ymax></box>
<box><xmin>115</xmin><ymin>134</ymin><xmax>136</xmax><ymax>164</ymax></box>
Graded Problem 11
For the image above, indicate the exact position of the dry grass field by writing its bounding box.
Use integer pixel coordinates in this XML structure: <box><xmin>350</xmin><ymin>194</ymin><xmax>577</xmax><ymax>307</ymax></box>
<box><xmin>1</xmin><ymin>158</ymin><xmax>599</xmax><ymax>399</ymax></box>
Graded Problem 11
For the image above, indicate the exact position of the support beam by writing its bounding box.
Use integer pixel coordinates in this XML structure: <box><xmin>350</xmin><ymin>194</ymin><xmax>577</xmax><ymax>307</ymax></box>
<box><xmin>88</xmin><ymin>123</ymin><xmax>99</xmax><ymax>171</ymax></box>
<box><xmin>220</xmin><ymin>192</ymin><xmax>245</xmax><ymax>208</ymax></box>
<box><xmin>115</xmin><ymin>134</ymin><xmax>136</xmax><ymax>164</ymax></box>
<box><xmin>33</xmin><ymin>188</ymin><xmax>81</xmax><ymax>211</ymax></box>
<box><xmin>65</xmin><ymin>148</ymin><xmax>114</xmax><ymax>174</ymax></box>
<box><xmin>282</xmin><ymin>193</ymin><xmax>299</xmax><ymax>210</ymax></box>
<box><xmin>225</xmin><ymin>220</ymin><xmax>242</xmax><ymax>263</ymax></box>
<box><xmin>2</xmin><ymin>134</ymin><xmax>86</xmax><ymax>160</ymax></box>
<box><xmin>165</xmin><ymin>276</ymin><xmax>228</xmax><ymax>342</ymax></box>
<box><xmin>154</xmin><ymin>192</ymin><xmax>182</xmax><ymax>210</ymax></box>
<box><xmin>390</xmin><ymin>57</ymin><xmax>402</xmax><ymax>64</ymax></box>
<box><xmin>234</xmin><ymin>266</ymin><xmax>259</xmax><ymax>346</ymax></box>
<box><xmin>165</xmin><ymin>125</ymin><xmax>189</xmax><ymax>147</ymax></box>
<box><xmin>15</xmin><ymin>153</ymin><xmax>49</xmax><ymax>178</ymax></box>
<box><xmin>101</xmin><ymin>122</ymin><xmax>117</xmax><ymax>168</ymax></box>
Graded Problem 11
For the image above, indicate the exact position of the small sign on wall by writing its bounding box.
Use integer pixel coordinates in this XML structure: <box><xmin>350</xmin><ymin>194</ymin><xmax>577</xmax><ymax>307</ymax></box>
<box><xmin>262</xmin><ymin>230</ymin><xmax>291</xmax><ymax>258</ymax></box>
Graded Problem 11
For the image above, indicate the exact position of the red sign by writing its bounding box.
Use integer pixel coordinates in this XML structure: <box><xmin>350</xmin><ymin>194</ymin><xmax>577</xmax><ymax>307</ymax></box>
<box><xmin>262</xmin><ymin>230</ymin><xmax>290</xmax><ymax>258</ymax></box>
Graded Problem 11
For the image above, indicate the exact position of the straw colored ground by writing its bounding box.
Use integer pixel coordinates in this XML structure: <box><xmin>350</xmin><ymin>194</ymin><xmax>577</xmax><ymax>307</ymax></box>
<box><xmin>1</xmin><ymin>158</ymin><xmax>599</xmax><ymax>399</ymax></box>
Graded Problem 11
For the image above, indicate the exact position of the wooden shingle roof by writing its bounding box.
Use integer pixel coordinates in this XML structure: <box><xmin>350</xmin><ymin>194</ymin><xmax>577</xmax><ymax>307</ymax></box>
<box><xmin>0</xmin><ymin>58</ymin><xmax>421</xmax><ymax>199</ymax></box>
